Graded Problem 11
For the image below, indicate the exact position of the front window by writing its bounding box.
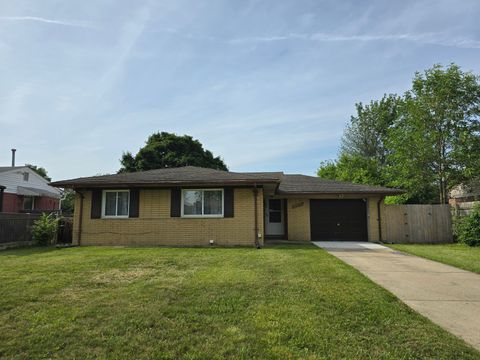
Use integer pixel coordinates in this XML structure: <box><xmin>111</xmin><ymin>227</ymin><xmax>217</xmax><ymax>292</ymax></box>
<box><xmin>23</xmin><ymin>196</ymin><xmax>34</xmax><ymax>211</ymax></box>
<box><xmin>182</xmin><ymin>189</ymin><xmax>223</xmax><ymax>217</ymax></box>
<box><xmin>102</xmin><ymin>190</ymin><xmax>129</xmax><ymax>218</ymax></box>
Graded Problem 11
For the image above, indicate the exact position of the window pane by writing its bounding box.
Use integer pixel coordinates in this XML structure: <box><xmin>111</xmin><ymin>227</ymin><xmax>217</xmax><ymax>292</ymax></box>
<box><xmin>269</xmin><ymin>199</ymin><xmax>281</xmax><ymax>211</ymax></box>
<box><xmin>23</xmin><ymin>197</ymin><xmax>34</xmax><ymax>211</ymax></box>
<box><xmin>269</xmin><ymin>211</ymin><xmax>281</xmax><ymax>223</ymax></box>
<box><xmin>117</xmin><ymin>192</ymin><xmax>129</xmax><ymax>216</ymax></box>
<box><xmin>105</xmin><ymin>192</ymin><xmax>117</xmax><ymax>216</ymax></box>
<box><xmin>183</xmin><ymin>190</ymin><xmax>202</xmax><ymax>215</ymax></box>
<box><xmin>204</xmin><ymin>190</ymin><xmax>222</xmax><ymax>215</ymax></box>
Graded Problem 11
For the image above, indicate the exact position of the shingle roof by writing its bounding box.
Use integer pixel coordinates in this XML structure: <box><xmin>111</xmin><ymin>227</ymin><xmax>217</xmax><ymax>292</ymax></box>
<box><xmin>50</xmin><ymin>166</ymin><xmax>404</xmax><ymax>195</ymax></box>
<box><xmin>277</xmin><ymin>174</ymin><xmax>404</xmax><ymax>195</ymax></box>
<box><xmin>50</xmin><ymin>166</ymin><xmax>283</xmax><ymax>188</ymax></box>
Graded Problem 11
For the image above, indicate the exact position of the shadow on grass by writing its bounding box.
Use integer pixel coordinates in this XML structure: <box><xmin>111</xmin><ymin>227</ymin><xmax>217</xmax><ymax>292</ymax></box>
<box><xmin>0</xmin><ymin>246</ymin><xmax>61</xmax><ymax>257</ymax></box>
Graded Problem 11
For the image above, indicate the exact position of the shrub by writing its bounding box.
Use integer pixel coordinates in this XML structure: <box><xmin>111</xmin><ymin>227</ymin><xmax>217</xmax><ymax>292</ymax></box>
<box><xmin>455</xmin><ymin>203</ymin><xmax>480</xmax><ymax>247</ymax></box>
<box><xmin>32</xmin><ymin>213</ymin><xmax>58</xmax><ymax>246</ymax></box>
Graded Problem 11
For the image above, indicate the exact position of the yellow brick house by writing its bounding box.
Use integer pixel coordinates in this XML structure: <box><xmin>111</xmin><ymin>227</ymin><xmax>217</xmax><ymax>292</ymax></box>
<box><xmin>51</xmin><ymin>166</ymin><xmax>402</xmax><ymax>247</ymax></box>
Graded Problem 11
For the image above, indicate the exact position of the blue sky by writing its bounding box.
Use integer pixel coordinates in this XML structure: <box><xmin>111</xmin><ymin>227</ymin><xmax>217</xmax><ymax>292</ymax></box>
<box><xmin>0</xmin><ymin>0</ymin><xmax>479</xmax><ymax>180</ymax></box>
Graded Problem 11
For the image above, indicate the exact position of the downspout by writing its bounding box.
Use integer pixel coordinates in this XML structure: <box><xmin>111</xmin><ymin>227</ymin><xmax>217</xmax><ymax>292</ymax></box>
<box><xmin>377</xmin><ymin>197</ymin><xmax>383</xmax><ymax>243</ymax></box>
<box><xmin>75</xmin><ymin>190</ymin><xmax>84</xmax><ymax>246</ymax></box>
<box><xmin>0</xmin><ymin>185</ymin><xmax>5</xmax><ymax>212</ymax></box>
<box><xmin>253</xmin><ymin>184</ymin><xmax>261</xmax><ymax>249</ymax></box>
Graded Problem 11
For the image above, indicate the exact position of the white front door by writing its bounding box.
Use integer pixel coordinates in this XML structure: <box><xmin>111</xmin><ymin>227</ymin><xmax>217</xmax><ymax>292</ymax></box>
<box><xmin>265</xmin><ymin>199</ymin><xmax>284</xmax><ymax>236</ymax></box>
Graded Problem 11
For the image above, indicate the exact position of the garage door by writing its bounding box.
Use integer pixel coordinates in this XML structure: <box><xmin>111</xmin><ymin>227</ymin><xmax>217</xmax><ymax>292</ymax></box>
<box><xmin>310</xmin><ymin>199</ymin><xmax>368</xmax><ymax>241</ymax></box>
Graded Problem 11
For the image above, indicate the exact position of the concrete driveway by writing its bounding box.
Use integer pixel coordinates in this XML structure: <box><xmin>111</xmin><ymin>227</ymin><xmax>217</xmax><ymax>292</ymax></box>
<box><xmin>314</xmin><ymin>241</ymin><xmax>480</xmax><ymax>351</ymax></box>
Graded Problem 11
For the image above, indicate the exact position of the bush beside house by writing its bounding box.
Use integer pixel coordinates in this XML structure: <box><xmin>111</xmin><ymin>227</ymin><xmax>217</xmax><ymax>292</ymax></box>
<box><xmin>32</xmin><ymin>213</ymin><xmax>58</xmax><ymax>245</ymax></box>
<box><xmin>454</xmin><ymin>203</ymin><xmax>480</xmax><ymax>246</ymax></box>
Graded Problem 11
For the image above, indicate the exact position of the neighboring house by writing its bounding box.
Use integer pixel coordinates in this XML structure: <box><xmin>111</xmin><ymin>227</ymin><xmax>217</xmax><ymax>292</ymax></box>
<box><xmin>51</xmin><ymin>166</ymin><xmax>402</xmax><ymax>247</ymax></box>
<box><xmin>0</xmin><ymin>166</ymin><xmax>61</xmax><ymax>213</ymax></box>
<box><xmin>449</xmin><ymin>180</ymin><xmax>480</xmax><ymax>216</ymax></box>
<box><xmin>449</xmin><ymin>181</ymin><xmax>480</xmax><ymax>205</ymax></box>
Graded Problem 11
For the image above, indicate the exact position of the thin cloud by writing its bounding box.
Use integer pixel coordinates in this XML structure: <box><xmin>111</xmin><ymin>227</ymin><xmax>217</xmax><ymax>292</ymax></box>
<box><xmin>229</xmin><ymin>31</ymin><xmax>480</xmax><ymax>49</ymax></box>
<box><xmin>0</xmin><ymin>16</ymin><xmax>93</xmax><ymax>28</ymax></box>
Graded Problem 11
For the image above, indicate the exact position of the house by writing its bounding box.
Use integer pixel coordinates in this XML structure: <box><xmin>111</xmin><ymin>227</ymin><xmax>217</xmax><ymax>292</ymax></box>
<box><xmin>449</xmin><ymin>180</ymin><xmax>480</xmax><ymax>216</ymax></box>
<box><xmin>0</xmin><ymin>166</ymin><xmax>62</xmax><ymax>213</ymax></box>
<box><xmin>50</xmin><ymin>166</ymin><xmax>403</xmax><ymax>247</ymax></box>
<box><xmin>449</xmin><ymin>180</ymin><xmax>480</xmax><ymax>205</ymax></box>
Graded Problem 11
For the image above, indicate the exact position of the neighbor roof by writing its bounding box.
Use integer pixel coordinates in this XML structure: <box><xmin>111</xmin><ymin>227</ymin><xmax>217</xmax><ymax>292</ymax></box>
<box><xmin>50</xmin><ymin>166</ymin><xmax>283</xmax><ymax>188</ymax></box>
<box><xmin>17</xmin><ymin>186</ymin><xmax>61</xmax><ymax>199</ymax></box>
<box><xmin>278</xmin><ymin>174</ymin><xmax>404</xmax><ymax>195</ymax></box>
<box><xmin>0</xmin><ymin>166</ymin><xmax>27</xmax><ymax>174</ymax></box>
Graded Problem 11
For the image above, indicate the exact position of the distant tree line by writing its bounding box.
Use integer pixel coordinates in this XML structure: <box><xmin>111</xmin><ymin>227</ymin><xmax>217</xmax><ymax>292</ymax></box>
<box><xmin>318</xmin><ymin>64</ymin><xmax>480</xmax><ymax>204</ymax></box>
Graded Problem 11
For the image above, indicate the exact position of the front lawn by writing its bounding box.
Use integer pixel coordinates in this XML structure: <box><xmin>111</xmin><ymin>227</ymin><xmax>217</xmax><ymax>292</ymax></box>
<box><xmin>389</xmin><ymin>243</ymin><xmax>480</xmax><ymax>274</ymax></box>
<box><xmin>0</xmin><ymin>246</ymin><xmax>478</xmax><ymax>359</ymax></box>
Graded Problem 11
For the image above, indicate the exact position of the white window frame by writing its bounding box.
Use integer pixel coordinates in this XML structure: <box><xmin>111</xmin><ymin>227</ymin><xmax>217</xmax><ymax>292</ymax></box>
<box><xmin>181</xmin><ymin>189</ymin><xmax>224</xmax><ymax>218</ymax></box>
<box><xmin>102</xmin><ymin>190</ymin><xmax>130</xmax><ymax>218</ymax></box>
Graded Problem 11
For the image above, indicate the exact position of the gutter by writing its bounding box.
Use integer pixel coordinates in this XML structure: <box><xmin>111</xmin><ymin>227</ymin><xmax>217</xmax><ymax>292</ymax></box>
<box><xmin>377</xmin><ymin>197</ymin><xmax>383</xmax><ymax>243</ymax></box>
<box><xmin>253</xmin><ymin>184</ymin><xmax>261</xmax><ymax>249</ymax></box>
<box><xmin>75</xmin><ymin>190</ymin><xmax>85</xmax><ymax>246</ymax></box>
<box><xmin>0</xmin><ymin>185</ymin><xmax>5</xmax><ymax>212</ymax></box>
<box><xmin>50</xmin><ymin>179</ymin><xmax>281</xmax><ymax>188</ymax></box>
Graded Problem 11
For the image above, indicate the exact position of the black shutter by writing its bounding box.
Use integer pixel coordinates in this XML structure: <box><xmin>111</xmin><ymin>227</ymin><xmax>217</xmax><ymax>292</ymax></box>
<box><xmin>91</xmin><ymin>189</ymin><xmax>102</xmax><ymax>219</ymax></box>
<box><xmin>129</xmin><ymin>189</ymin><xmax>140</xmax><ymax>218</ymax></box>
<box><xmin>224</xmin><ymin>187</ymin><xmax>234</xmax><ymax>218</ymax></box>
<box><xmin>170</xmin><ymin>187</ymin><xmax>181</xmax><ymax>217</ymax></box>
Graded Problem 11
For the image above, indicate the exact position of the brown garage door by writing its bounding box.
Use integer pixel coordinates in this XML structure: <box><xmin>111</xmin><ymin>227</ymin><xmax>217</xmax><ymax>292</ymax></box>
<box><xmin>310</xmin><ymin>199</ymin><xmax>368</xmax><ymax>241</ymax></box>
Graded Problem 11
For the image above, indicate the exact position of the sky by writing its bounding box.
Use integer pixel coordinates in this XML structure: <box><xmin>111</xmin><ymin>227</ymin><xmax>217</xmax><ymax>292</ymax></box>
<box><xmin>0</xmin><ymin>0</ymin><xmax>479</xmax><ymax>181</ymax></box>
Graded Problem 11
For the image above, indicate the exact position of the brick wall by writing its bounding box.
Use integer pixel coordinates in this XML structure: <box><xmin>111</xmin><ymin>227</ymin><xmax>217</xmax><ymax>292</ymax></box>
<box><xmin>73</xmin><ymin>188</ymin><xmax>264</xmax><ymax>247</ymax></box>
<box><xmin>286</xmin><ymin>199</ymin><xmax>310</xmax><ymax>241</ymax></box>
<box><xmin>1</xmin><ymin>193</ymin><xmax>59</xmax><ymax>213</ymax></box>
<box><xmin>2</xmin><ymin>193</ymin><xmax>22</xmax><ymax>212</ymax></box>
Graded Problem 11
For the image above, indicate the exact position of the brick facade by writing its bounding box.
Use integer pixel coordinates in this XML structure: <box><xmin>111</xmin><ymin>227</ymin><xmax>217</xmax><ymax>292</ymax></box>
<box><xmin>73</xmin><ymin>188</ymin><xmax>264</xmax><ymax>247</ymax></box>
<box><xmin>1</xmin><ymin>192</ymin><xmax>59</xmax><ymax>213</ymax></box>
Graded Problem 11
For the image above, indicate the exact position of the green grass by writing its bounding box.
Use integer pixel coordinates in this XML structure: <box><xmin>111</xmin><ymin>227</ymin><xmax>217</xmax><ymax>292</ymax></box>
<box><xmin>389</xmin><ymin>243</ymin><xmax>480</xmax><ymax>274</ymax></box>
<box><xmin>0</xmin><ymin>246</ymin><xmax>478</xmax><ymax>359</ymax></box>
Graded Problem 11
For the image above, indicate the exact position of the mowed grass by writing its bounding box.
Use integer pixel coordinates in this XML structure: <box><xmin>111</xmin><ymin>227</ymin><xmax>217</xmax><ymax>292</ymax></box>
<box><xmin>389</xmin><ymin>243</ymin><xmax>480</xmax><ymax>274</ymax></box>
<box><xmin>0</xmin><ymin>246</ymin><xmax>478</xmax><ymax>360</ymax></box>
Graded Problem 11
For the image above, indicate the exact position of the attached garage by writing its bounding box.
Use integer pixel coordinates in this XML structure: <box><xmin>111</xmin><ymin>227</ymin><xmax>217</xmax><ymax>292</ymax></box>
<box><xmin>309</xmin><ymin>199</ymin><xmax>368</xmax><ymax>241</ymax></box>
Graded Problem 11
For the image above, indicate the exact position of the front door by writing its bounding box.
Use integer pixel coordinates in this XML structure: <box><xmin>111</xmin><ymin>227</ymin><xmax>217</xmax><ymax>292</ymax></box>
<box><xmin>265</xmin><ymin>199</ymin><xmax>284</xmax><ymax>236</ymax></box>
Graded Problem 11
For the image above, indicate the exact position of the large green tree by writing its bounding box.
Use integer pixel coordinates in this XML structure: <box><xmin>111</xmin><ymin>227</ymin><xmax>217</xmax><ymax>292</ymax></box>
<box><xmin>318</xmin><ymin>94</ymin><xmax>402</xmax><ymax>188</ymax></box>
<box><xmin>119</xmin><ymin>132</ymin><xmax>228</xmax><ymax>173</ymax></box>
<box><xmin>387</xmin><ymin>64</ymin><xmax>480</xmax><ymax>204</ymax></box>
<box><xmin>341</xmin><ymin>94</ymin><xmax>401</xmax><ymax>163</ymax></box>
<box><xmin>317</xmin><ymin>64</ymin><xmax>480</xmax><ymax>204</ymax></box>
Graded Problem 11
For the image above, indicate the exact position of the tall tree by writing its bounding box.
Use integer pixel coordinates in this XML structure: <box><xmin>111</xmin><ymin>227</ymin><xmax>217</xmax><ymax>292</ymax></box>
<box><xmin>25</xmin><ymin>164</ymin><xmax>51</xmax><ymax>182</ymax></box>
<box><xmin>119</xmin><ymin>132</ymin><xmax>228</xmax><ymax>173</ymax></box>
<box><xmin>387</xmin><ymin>64</ymin><xmax>480</xmax><ymax>204</ymax></box>
<box><xmin>318</xmin><ymin>154</ymin><xmax>384</xmax><ymax>186</ymax></box>
<box><xmin>318</xmin><ymin>94</ymin><xmax>401</xmax><ymax>187</ymax></box>
<box><xmin>341</xmin><ymin>94</ymin><xmax>401</xmax><ymax>164</ymax></box>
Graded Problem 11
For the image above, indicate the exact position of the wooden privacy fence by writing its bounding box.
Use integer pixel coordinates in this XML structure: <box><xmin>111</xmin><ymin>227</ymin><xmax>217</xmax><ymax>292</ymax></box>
<box><xmin>383</xmin><ymin>204</ymin><xmax>453</xmax><ymax>243</ymax></box>
<box><xmin>57</xmin><ymin>217</ymin><xmax>73</xmax><ymax>244</ymax></box>
<box><xmin>0</xmin><ymin>213</ymin><xmax>41</xmax><ymax>246</ymax></box>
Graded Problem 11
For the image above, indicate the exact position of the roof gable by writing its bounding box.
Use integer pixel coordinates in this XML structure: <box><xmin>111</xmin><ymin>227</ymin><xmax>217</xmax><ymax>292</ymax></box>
<box><xmin>0</xmin><ymin>166</ymin><xmax>28</xmax><ymax>174</ymax></box>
